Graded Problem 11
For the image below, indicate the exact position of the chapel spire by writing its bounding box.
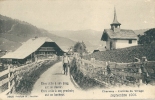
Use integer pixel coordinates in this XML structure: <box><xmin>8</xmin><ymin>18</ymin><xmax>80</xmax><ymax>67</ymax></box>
<box><xmin>111</xmin><ymin>7</ymin><xmax>121</xmax><ymax>32</ymax></box>
<box><xmin>113</xmin><ymin>7</ymin><xmax>120</xmax><ymax>24</ymax></box>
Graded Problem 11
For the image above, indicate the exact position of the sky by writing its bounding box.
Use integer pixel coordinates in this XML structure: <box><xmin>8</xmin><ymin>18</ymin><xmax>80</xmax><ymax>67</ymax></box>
<box><xmin>0</xmin><ymin>0</ymin><xmax>154</xmax><ymax>31</ymax></box>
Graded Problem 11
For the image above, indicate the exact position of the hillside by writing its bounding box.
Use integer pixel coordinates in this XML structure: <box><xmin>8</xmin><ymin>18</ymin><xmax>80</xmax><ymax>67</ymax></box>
<box><xmin>0</xmin><ymin>14</ymin><xmax>75</xmax><ymax>51</ymax></box>
<box><xmin>0</xmin><ymin>14</ymin><xmax>150</xmax><ymax>53</ymax></box>
<box><xmin>50</xmin><ymin>29</ymin><xmax>149</xmax><ymax>52</ymax></box>
<box><xmin>134</xmin><ymin>29</ymin><xmax>149</xmax><ymax>36</ymax></box>
<box><xmin>50</xmin><ymin>30</ymin><xmax>105</xmax><ymax>51</ymax></box>
<box><xmin>83</xmin><ymin>45</ymin><xmax>155</xmax><ymax>63</ymax></box>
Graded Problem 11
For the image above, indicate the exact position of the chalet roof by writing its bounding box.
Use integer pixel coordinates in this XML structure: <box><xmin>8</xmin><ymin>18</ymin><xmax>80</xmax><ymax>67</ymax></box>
<box><xmin>1</xmin><ymin>37</ymin><xmax>63</xmax><ymax>59</ymax></box>
<box><xmin>101</xmin><ymin>29</ymin><xmax>138</xmax><ymax>41</ymax></box>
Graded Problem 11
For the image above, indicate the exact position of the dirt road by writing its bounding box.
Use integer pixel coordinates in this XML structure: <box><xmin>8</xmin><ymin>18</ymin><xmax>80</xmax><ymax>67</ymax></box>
<box><xmin>31</xmin><ymin>62</ymin><xmax>82</xmax><ymax>99</ymax></box>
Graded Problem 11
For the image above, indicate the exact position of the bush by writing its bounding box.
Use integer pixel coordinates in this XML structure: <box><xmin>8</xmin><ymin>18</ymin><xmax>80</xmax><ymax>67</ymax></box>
<box><xmin>14</xmin><ymin>60</ymin><xmax>59</xmax><ymax>95</ymax></box>
<box><xmin>70</xmin><ymin>59</ymin><xmax>103</xmax><ymax>90</ymax></box>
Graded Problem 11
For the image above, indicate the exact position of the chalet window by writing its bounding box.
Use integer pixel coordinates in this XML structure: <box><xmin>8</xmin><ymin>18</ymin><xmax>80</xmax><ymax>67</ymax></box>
<box><xmin>129</xmin><ymin>39</ymin><xmax>132</xmax><ymax>44</ymax></box>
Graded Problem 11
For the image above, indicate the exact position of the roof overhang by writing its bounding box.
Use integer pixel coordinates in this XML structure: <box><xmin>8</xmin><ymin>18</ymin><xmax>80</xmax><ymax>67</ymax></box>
<box><xmin>111</xmin><ymin>38</ymin><xmax>138</xmax><ymax>40</ymax></box>
<box><xmin>110</xmin><ymin>23</ymin><xmax>121</xmax><ymax>25</ymax></box>
<box><xmin>101</xmin><ymin>30</ymin><xmax>109</xmax><ymax>41</ymax></box>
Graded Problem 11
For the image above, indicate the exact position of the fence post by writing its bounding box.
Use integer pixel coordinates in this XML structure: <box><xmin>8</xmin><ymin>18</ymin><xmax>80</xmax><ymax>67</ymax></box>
<box><xmin>106</xmin><ymin>62</ymin><xmax>108</xmax><ymax>66</ymax></box>
<box><xmin>92</xmin><ymin>65</ymin><xmax>94</xmax><ymax>74</ymax></box>
<box><xmin>138</xmin><ymin>78</ymin><xmax>143</xmax><ymax>85</ymax></box>
<box><xmin>82</xmin><ymin>61</ymin><xmax>85</xmax><ymax>66</ymax></box>
<box><xmin>91</xmin><ymin>58</ymin><xmax>94</xmax><ymax>63</ymax></box>
<box><xmin>87</xmin><ymin>63</ymin><xmax>89</xmax><ymax>71</ymax></box>
<box><xmin>121</xmin><ymin>75</ymin><xmax>124</xmax><ymax>85</ymax></box>
<box><xmin>8</xmin><ymin>65</ymin><xmax>11</xmax><ymax>93</ymax></box>
<box><xmin>138</xmin><ymin>63</ymin><xmax>142</xmax><ymax>84</ymax></box>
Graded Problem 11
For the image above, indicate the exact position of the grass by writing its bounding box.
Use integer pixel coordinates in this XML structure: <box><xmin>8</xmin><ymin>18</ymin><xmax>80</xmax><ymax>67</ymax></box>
<box><xmin>83</xmin><ymin>45</ymin><xmax>155</xmax><ymax>86</ymax></box>
<box><xmin>84</xmin><ymin>45</ymin><xmax>155</xmax><ymax>63</ymax></box>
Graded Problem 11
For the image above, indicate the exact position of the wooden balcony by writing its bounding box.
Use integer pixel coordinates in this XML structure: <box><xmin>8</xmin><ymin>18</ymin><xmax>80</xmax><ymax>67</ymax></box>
<box><xmin>38</xmin><ymin>47</ymin><xmax>55</xmax><ymax>51</ymax></box>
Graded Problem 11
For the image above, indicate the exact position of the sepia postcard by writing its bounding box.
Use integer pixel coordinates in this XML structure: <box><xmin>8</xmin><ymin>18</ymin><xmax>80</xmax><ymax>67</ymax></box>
<box><xmin>0</xmin><ymin>0</ymin><xmax>155</xmax><ymax>99</ymax></box>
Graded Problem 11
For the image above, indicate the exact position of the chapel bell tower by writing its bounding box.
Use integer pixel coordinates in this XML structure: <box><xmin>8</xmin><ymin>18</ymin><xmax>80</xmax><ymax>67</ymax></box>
<box><xmin>110</xmin><ymin>7</ymin><xmax>121</xmax><ymax>32</ymax></box>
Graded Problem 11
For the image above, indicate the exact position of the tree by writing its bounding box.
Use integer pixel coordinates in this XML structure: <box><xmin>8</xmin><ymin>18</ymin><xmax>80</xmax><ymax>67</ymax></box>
<box><xmin>138</xmin><ymin>28</ymin><xmax>155</xmax><ymax>45</ymax></box>
<box><xmin>73</xmin><ymin>41</ymin><xmax>87</xmax><ymax>57</ymax></box>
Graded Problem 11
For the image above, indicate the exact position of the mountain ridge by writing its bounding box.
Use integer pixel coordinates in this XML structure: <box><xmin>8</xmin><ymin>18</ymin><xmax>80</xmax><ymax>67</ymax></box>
<box><xmin>0</xmin><ymin>14</ymin><xmax>75</xmax><ymax>52</ymax></box>
<box><xmin>0</xmin><ymin>14</ymin><xmax>151</xmax><ymax>52</ymax></box>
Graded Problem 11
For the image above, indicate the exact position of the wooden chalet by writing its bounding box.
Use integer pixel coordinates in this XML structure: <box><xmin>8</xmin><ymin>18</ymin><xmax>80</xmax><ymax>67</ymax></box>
<box><xmin>1</xmin><ymin>37</ymin><xmax>64</xmax><ymax>65</ymax></box>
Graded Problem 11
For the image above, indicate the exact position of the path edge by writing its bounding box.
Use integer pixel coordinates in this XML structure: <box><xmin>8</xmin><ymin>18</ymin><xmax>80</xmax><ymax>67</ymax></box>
<box><xmin>70</xmin><ymin>75</ymin><xmax>82</xmax><ymax>90</ymax></box>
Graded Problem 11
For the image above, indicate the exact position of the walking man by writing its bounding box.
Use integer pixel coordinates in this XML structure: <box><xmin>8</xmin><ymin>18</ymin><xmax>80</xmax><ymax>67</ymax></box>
<box><xmin>62</xmin><ymin>53</ymin><xmax>70</xmax><ymax>75</ymax></box>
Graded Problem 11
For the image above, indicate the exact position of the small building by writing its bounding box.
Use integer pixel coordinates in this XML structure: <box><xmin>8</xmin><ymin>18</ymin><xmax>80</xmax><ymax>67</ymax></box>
<box><xmin>93</xmin><ymin>46</ymin><xmax>106</xmax><ymax>53</ymax></box>
<box><xmin>73</xmin><ymin>52</ymin><xmax>80</xmax><ymax>58</ymax></box>
<box><xmin>1</xmin><ymin>37</ymin><xmax>64</xmax><ymax>65</ymax></box>
<box><xmin>93</xmin><ymin>50</ymin><xmax>100</xmax><ymax>53</ymax></box>
<box><xmin>101</xmin><ymin>8</ymin><xmax>138</xmax><ymax>50</ymax></box>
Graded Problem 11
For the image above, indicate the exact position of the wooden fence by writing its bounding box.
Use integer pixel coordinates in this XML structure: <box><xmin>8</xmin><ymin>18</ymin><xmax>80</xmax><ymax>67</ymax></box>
<box><xmin>76</xmin><ymin>57</ymin><xmax>155</xmax><ymax>87</ymax></box>
<box><xmin>0</xmin><ymin>61</ymin><xmax>46</xmax><ymax>95</ymax></box>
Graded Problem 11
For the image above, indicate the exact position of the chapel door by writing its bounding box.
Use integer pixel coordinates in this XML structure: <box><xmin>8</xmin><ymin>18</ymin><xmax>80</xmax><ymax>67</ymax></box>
<box><xmin>110</xmin><ymin>41</ymin><xmax>112</xmax><ymax>50</ymax></box>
